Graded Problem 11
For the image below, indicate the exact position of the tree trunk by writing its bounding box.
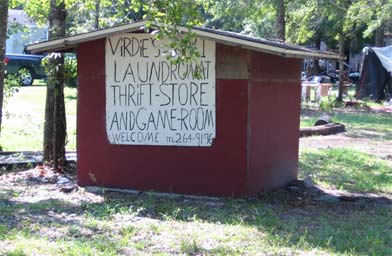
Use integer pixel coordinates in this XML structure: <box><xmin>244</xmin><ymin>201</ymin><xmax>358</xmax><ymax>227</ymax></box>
<box><xmin>94</xmin><ymin>0</ymin><xmax>100</xmax><ymax>30</ymax></box>
<box><xmin>0</xmin><ymin>0</ymin><xmax>8</xmax><ymax>137</ymax></box>
<box><xmin>336</xmin><ymin>34</ymin><xmax>345</xmax><ymax>102</ymax></box>
<box><xmin>43</xmin><ymin>0</ymin><xmax>67</xmax><ymax>169</ymax></box>
<box><xmin>306</xmin><ymin>35</ymin><xmax>322</xmax><ymax>77</ymax></box>
<box><xmin>313</xmin><ymin>35</ymin><xmax>322</xmax><ymax>74</ymax></box>
<box><xmin>275</xmin><ymin>0</ymin><xmax>285</xmax><ymax>42</ymax></box>
<box><xmin>299</xmin><ymin>123</ymin><xmax>345</xmax><ymax>137</ymax></box>
<box><xmin>375</xmin><ymin>23</ymin><xmax>384</xmax><ymax>47</ymax></box>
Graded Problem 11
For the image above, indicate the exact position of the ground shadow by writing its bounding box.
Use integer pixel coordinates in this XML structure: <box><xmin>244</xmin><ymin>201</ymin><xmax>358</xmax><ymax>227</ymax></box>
<box><xmin>1</xmin><ymin>182</ymin><xmax>390</xmax><ymax>255</ymax></box>
<box><xmin>344</xmin><ymin>127</ymin><xmax>392</xmax><ymax>140</ymax></box>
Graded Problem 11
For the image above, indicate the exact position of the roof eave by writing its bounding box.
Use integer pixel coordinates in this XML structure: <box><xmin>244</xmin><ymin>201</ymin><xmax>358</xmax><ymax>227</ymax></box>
<box><xmin>27</xmin><ymin>20</ymin><xmax>147</xmax><ymax>54</ymax></box>
<box><xmin>27</xmin><ymin>20</ymin><xmax>341</xmax><ymax>60</ymax></box>
<box><xmin>177</xmin><ymin>26</ymin><xmax>341</xmax><ymax>60</ymax></box>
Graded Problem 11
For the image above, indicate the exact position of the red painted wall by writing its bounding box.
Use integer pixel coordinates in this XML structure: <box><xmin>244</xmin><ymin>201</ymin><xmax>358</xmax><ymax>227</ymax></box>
<box><xmin>248</xmin><ymin>52</ymin><xmax>301</xmax><ymax>194</ymax></box>
<box><xmin>76</xmin><ymin>39</ymin><xmax>301</xmax><ymax>197</ymax></box>
<box><xmin>77</xmin><ymin>39</ymin><xmax>248</xmax><ymax>197</ymax></box>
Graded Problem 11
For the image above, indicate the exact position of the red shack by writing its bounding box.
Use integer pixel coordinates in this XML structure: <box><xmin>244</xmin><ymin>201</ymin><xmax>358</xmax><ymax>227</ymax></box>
<box><xmin>28</xmin><ymin>21</ymin><xmax>339</xmax><ymax>197</ymax></box>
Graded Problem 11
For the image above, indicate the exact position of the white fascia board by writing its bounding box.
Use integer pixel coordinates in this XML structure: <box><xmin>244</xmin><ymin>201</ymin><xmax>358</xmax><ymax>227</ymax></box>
<box><xmin>178</xmin><ymin>27</ymin><xmax>341</xmax><ymax>60</ymax></box>
<box><xmin>27</xmin><ymin>20</ymin><xmax>147</xmax><ymax>53</ymax></box>
<box><xmin>27</xmin><ymin>20</ymin><xmax>341</xmax><ymax>60</ymax></box>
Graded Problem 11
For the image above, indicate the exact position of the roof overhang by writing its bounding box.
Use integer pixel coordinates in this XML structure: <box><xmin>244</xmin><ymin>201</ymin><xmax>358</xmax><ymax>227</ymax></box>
<box><xmin>27</xmin><ymin>20</ymin><xmax>147</xmax><ymax>54</ymax></box>
<box><xmin>27</xmin><ymin>20</ymin><xmax>341</xmax><ymax>60</ymax></box>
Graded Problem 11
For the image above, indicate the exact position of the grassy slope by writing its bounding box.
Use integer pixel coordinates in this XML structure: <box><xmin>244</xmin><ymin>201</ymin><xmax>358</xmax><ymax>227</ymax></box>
<box><xmin>0</xmin><ymin>85</ymin><xmax>77</xmax><ymax>151</ymax></box>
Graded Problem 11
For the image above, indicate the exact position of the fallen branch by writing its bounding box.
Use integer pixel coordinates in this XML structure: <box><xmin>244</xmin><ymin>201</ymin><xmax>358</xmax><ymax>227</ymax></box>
<box><xmin>300</xmin><ymin>123</ymin><xmax>345</xmax><ymax>137</ymax></box>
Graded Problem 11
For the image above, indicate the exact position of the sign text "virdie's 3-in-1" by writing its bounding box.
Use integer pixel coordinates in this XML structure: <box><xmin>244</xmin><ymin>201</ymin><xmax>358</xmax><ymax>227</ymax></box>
<box><xmin>105</xmin><ymin>33</ymin><xmax>216</xmax><ymax>146</ymax></box>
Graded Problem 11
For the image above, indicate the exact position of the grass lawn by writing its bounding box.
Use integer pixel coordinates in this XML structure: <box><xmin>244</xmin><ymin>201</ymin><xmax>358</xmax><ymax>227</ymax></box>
<box><xmin>0</xmin><ymin>181</ymin><xmax>390</xmax><ymax>256</ymax></box>
<box><xmin>300</xmin><ymin>148</ymin><xmax>392</xmax><ymax>193</ymax></box>
<box><xmin>300</xmin><ymin>101</ymin><xmax>392</xmax><ymax>194</ymax></box>
<box><xmin>300</xmin><ymin>108</ymin><xmax>392</xmax><ymax>140</ymax></box>
<box><xmin>0</xmin><ymin>84</ymin><xmax>77</xmax><ymax>151</ymax></box>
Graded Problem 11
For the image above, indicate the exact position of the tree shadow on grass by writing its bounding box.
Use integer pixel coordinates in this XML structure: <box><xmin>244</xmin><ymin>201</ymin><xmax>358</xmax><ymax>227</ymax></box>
<box><xmin>1</xmin><ymin>185</ymin><xmax>391</xmax><ymax>255</ymax></box>
<box><xmin>335</xmin><ymin>112</ymin><xmax>392</xmax><ymax>138</ymax></box>
<box><xmin>300</xmin><ymin>148</ymin><xmax>392</xmax><ymax>193</ymax></box>
<box><xmin>344</xmin><ymin>127</ymin><xmax>392</xmax><ymax>141</ymax></box>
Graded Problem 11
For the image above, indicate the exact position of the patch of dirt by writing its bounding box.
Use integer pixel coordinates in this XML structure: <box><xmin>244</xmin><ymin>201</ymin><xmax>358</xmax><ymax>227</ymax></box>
<box><xmin>1</xmin><ymin>166</ymin><xmax>389</xmax><ymax>214</ymax></box>
<box><xmin>300</xmin><ymin>106</ymin><xmax>392</xmax><ymax>159</ymax></box>
<box><xmin>259</xmin><ymin>178</ymin><xmax>391</xmax><ymax>207</ymax></box>
<box><xmin>300</xmin><ymin>133</ymin><xmax>392</xmax><ymax>159</ymax></box>
<box><xmin>0</xmin><ymin>165</ymin><xmax>104</xmax><ymax>206</ymax></box>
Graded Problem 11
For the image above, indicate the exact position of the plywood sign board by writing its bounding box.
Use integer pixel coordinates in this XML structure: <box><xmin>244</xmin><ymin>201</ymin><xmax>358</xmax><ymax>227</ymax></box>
<box><xmin>105</xmin><ymin>33</ymin><xmax>216</xmax><ymax>146</ymax></box>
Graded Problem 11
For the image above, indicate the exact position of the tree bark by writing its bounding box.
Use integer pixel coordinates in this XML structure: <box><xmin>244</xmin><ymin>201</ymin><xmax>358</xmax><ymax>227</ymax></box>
<box><xmin>43</xmin><ymin>0</ymin><xmax>67</xmax><ymax>169</ymax></box>
<box><xmin>299</xmin><ymin>123</ymin><xmax>345</xmax><ymax>137</ymax></box>
<box><xmin>306</xmin><ymin>35</ymin><xmax>322</xmax><ymax>77</ymax></box>
<box><xmin>0</xmin><ymin>0</ymin><xmax>9</xmax><ymax>137</ymax></box>
<box><xmin>375</xmin><ymin>23</ymin><xmax>384</xmax><ymax>47</ymax></box>
<box><xmin>275</xmin><ymin>0</ymin><xmax>285</xmax><ymax>42</ymax></box>
<box><xmin>313</xmin><ymin>35</ymin><xmax>322</xmax><ymax>74</ymax></box>
<box><xmin>94</xmin><ymin>0</ymin><xmax>100</xmax><ymax>30</ymax></box>
<box><xmin>336</xmin><ymin>34</ymin><xmax>345</xmax><ymax>102</ymax></box>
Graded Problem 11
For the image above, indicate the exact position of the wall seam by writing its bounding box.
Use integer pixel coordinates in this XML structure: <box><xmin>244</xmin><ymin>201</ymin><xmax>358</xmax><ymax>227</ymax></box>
<box><xmin>245</xmin><ymin>53</ymin><xmax>252</xmax><ymax>195</ymax></box>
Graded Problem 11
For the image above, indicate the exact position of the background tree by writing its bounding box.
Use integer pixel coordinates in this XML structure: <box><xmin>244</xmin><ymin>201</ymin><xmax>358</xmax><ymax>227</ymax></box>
<box><xmin>10</xmin><ymin>0</ymin><xmax>142</xmax><ymax>169</ymax></box>
<box><xmin>274</xmin><ymin>0</ymin><xmax>285</xmax><ymax>41</ymax></box>
<box><xmin>0</xmin><ymin>0</ymin><xmax>9</xmax><ymax>136</ymax></box>
<box><xmin>206</xmin><ymin>1</ymin><xmax>251</xmax><ymax>33</ymax></box>
<box><xmin>286</xmin><ymin>0</ymin><xmax>357</xmax><ymax>101</ymax></box>
<box><xmin>346</xmin><ymin>0</ymin><xmax>392</xmax><ymax>46</ymax></box>
<box><xmin>42</xmin><ymin>0</ymin><xmax>67</xmax><ymax>168</ymax></box>
<box><xmin>287</xmin><ymin>1</ymin><xmax>333</xmax><ymax>76</ymax></box>
<box><xmin>3</xmin><ymin>0</ymin><xmax>390</xmax><ymax>161</ymax></box>
<box><xmin>303</xmin><ymin>0</ymin><xmax>351</xmax><ymax>101</ymax></box>
<box><xmin>131</xmin><ymin>0</ymin><xmax>211</xmax><ymax>64</ymax></box>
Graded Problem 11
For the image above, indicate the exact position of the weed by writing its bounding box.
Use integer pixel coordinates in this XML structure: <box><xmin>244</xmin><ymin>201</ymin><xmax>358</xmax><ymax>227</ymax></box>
<box><xmin>68</xmin><ymin>226</ymin><xmax>82</xmax><ymax>237</ymax></box>
<box><xmin>180</xmin><ymin>236</ymin><xmax>201</xmax><ymax>254</ymax></box>
<box><xmin>4</xmin><ymin>248</ymin><xmax>26</xmax><ymax>256</ymax></box>
<box><xmin>319</xmin><ymin>99</ymin><xmax>342</xmax><ymax>112</ymax></box>
<box><xmin>119</xmin><ymin>225</ymin><xmax>137</xmax><ymax>236</ymax></box>
<box><xmin>0</xmin><ymin>224</ymin><xmax>8</xmax><ymax>239</ymax></box>
<box><xmin>88</xmin><ymin>171</ymin><xmax>97</xmax><ymax>183</ymax></box>
<box><xmin>134</xmin><ymin>241</ymin><xmax>146</xmax><ymax>250</ymax></box>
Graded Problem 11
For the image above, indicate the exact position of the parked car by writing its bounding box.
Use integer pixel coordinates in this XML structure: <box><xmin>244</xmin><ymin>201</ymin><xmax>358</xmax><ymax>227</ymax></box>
<box><xmin>5</xmin><ymin>54</ymin><xmax>46</xmax><ymax>86</ymax></box>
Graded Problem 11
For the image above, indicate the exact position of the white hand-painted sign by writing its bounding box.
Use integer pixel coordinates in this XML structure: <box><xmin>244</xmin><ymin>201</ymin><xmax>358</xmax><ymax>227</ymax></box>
<box><xmin>105</xmin><ymin>33</ymin><xmax>216</xmax><ymax>146</ymax></box>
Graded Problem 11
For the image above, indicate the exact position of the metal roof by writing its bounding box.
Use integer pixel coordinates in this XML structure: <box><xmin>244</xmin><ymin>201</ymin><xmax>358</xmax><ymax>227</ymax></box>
<box><xmin>27</xmin><ymin>20</ymin><xmax>341</xmax><ymax>60</ymax></box>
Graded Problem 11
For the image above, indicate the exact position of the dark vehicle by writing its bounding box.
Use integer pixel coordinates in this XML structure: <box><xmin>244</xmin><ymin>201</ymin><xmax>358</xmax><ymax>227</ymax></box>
<box><xmin>5</xmin><ymin>54</ymin><xmax>46</xmax><ymax>86</ymax></box>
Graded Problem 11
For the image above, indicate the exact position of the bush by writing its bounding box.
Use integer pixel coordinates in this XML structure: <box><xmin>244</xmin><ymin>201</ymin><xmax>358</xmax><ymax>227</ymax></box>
<box><xmin>42</xmin><ymin>53</ymin><xmax>78</xmax><ymax>88</ymax></box>
<box><xmin>65</xmin><ymin>55</ymin><xmax>78</xmax><ymax>87</ymax></box>
<box><xmin>4</xmin><ymin>74</ymin><xmax>20</xmax><ymax>100</ymax></box>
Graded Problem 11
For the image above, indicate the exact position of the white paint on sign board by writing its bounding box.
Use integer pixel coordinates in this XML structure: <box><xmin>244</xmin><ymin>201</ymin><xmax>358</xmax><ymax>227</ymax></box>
<box><xmin>105</xmin><ymin>33</ymin><xmax>216</xmax><ymax>146</ymax></box>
